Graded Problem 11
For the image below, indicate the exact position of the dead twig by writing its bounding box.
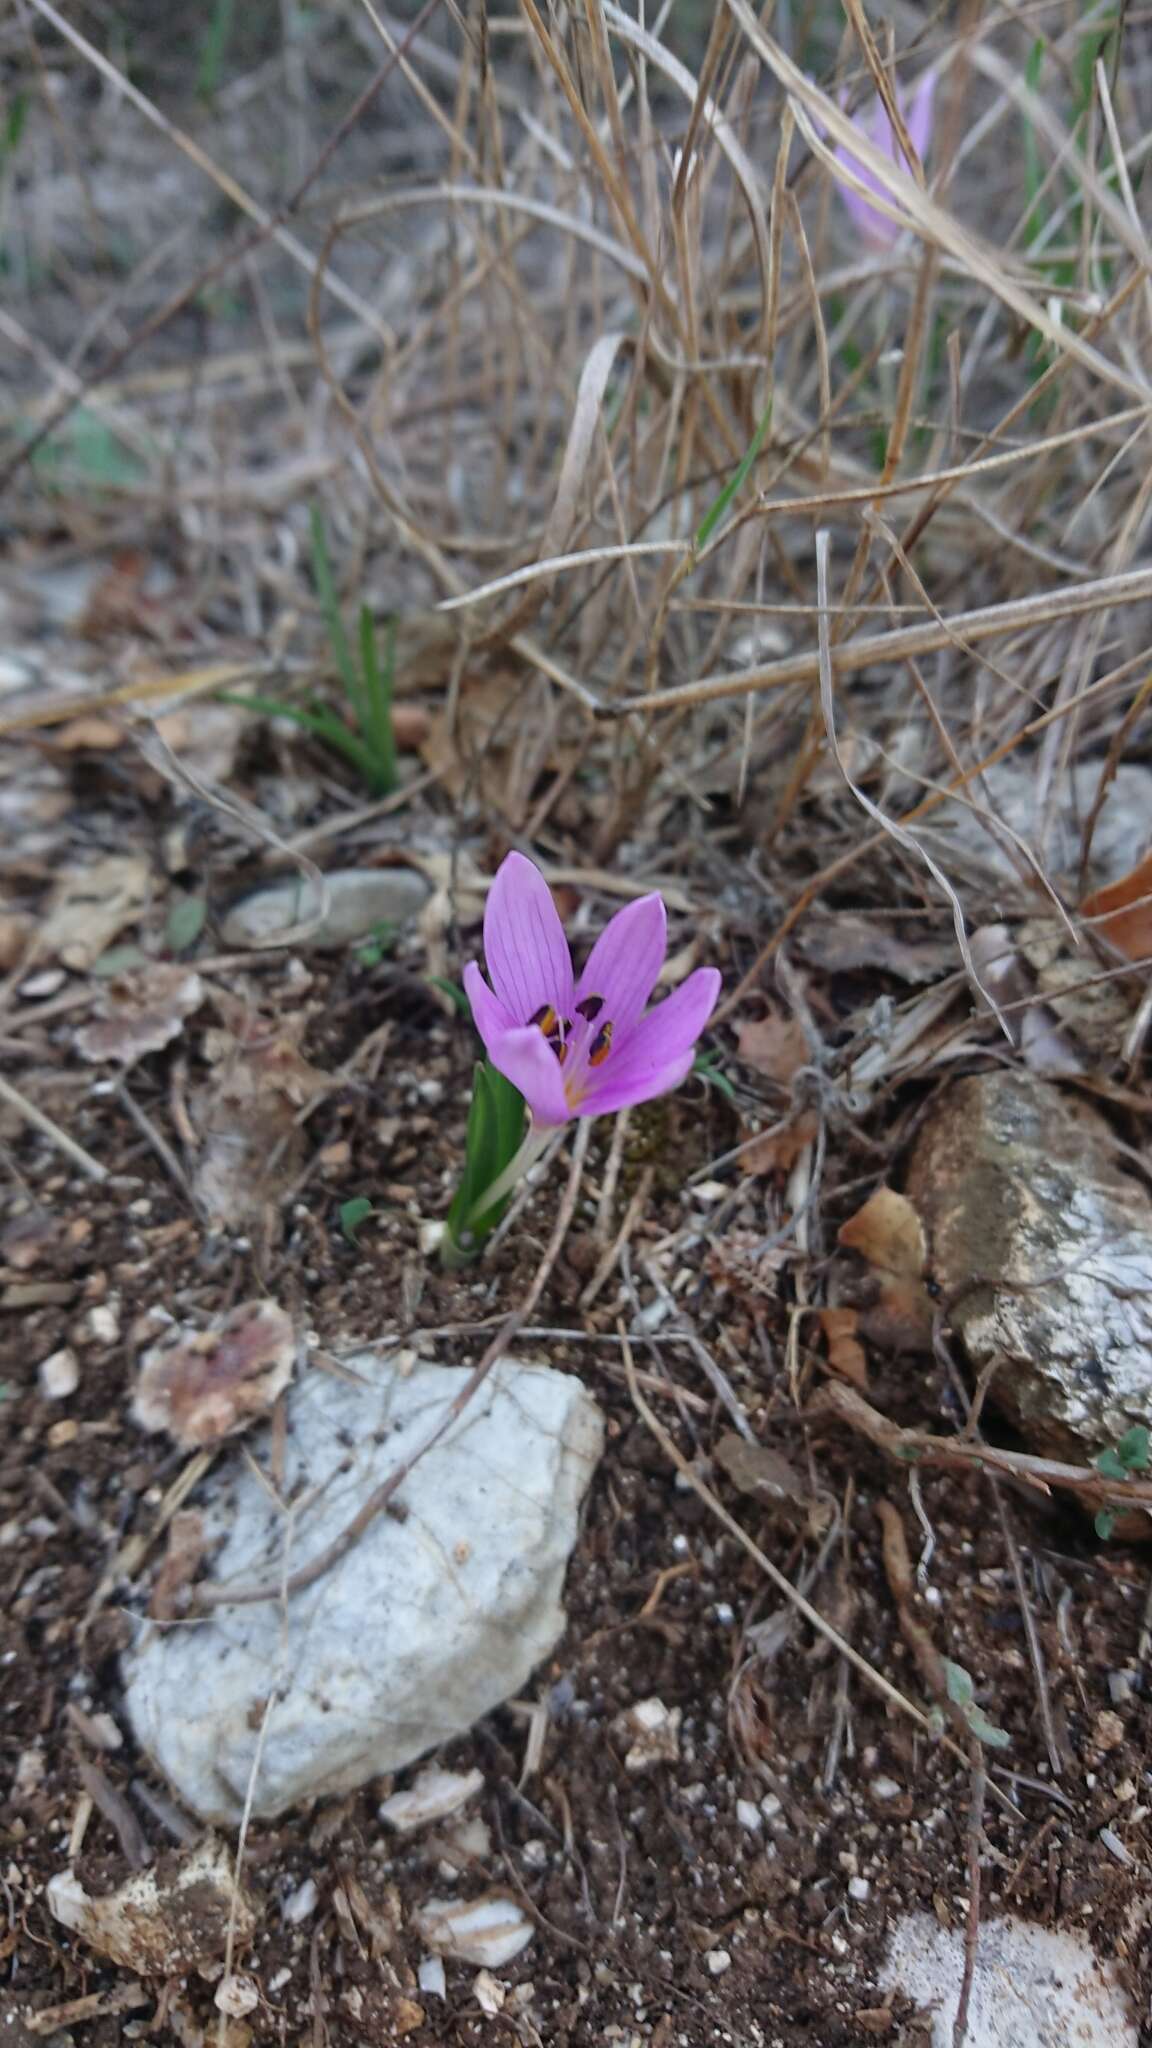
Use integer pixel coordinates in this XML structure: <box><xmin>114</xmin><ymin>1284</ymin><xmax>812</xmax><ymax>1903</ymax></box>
<box><xmin>813</xmin><ymin>1380</ymin><xmax>1152</xmax><ymax>1519</ymax></box>
<box><xmin>0</xmin><ymin>1073</ymin><xmax>108</xmax><ymax>1183</ymax></box>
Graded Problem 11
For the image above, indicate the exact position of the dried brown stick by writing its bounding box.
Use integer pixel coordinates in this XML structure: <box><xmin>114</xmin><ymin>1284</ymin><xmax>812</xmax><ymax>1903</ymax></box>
<box><xmin>193</xmin><ymin>1123</ymin><xmax>592</xmax><ymax>1613</ymax></box>
<box><xmin>813</xmin><ymin>1380</ymin><xmax>1152</xmax><ymax>1516</ymax></box>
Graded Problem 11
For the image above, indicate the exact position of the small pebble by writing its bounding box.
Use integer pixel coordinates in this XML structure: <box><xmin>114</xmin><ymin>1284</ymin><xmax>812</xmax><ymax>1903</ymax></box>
<box><xmin>38</xmin><ymin>1348</ymin><xmax>79</xmax><ymax>1400</ymax></box>
<box><xmin>736</xmin><ymin>1799</ymin><xmax>763</xmax><ymax>1833</ymax></box>
<box><xmin>849</xmin><ymin>1876</ymin><xmax>871</xmax><ymax>1902</ymax></box>
<box><xmin>20</xmin><ymin>969</ymin><xmax>66</xmax><ymax>1000</ymax></box>
<box><xmin>706</xmin><ymin>1950</ymin><xmax>732</xmax><ymax>1976</ymax></box>
<box><xmin>871</xmin><ymin>1776</ymin><xmax>901</xmax><ymax>1801</ymax></box>
<box><xmin>282</xmin><ymin>1876</ymin><xmax>319</xmax><ymax>1924</ymax></box>
<box><xmin>1093</xmin><ymin>1710</ymin><xmax>1125</xmax><ymax>1752</ymax></box>
<box><xmin>214</xmin><ymin>1975</ymin><xmax>259</xmax><ymax>2017</ymax></box>
<box><xmin>1098</xmin><ymin>1827</ymin><xmax>1134</xmax><ymax>1866</ymax></box>
<box><xmin>418</xmin><ymin>1956</ymin><xmax>447</xmax><ymax>1999</ymax></box>
<box><xmin>82</xmin><ymin>1303</ymin><xmax>120</xmax><ymax>1345</ymax></box>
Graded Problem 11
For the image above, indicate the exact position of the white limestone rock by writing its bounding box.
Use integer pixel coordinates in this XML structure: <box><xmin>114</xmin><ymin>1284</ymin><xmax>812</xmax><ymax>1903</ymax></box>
<box><xmin>124</xmin><ymin>1354</ymin><xmax>603</xmax><ymax>1822</ymax></box>
<box><xmin>219</xmin><ymin>867</ymin><xmax>429</xmax><ymax>950</ymax></box>
<box><xmin>880</xmin><ymin>1910</ymin><xmax>1137</xmax><ymax>2047</ymax></box>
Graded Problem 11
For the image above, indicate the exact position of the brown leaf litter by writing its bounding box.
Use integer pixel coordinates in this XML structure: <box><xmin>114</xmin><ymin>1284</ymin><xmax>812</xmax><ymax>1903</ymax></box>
<box><xmin>75</xmin><ymin>964</ymin><xmax>204</xmax><ymax>1066</ymax></box>
<box><xmin>132</xmin><ymin>1299</ymin><xmax>295</xmax><ymax>1450</ymax></box>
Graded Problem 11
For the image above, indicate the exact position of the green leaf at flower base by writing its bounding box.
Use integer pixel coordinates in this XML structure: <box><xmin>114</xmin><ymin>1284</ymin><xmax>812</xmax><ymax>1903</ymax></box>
<box><xmin>339</xmin><ymin>1196</ymin><xmax>375</xmax><ymax>1248</ymax></box>
<box><xmin>692</xmin><ymin>1049</ymin><xmax>736</xmax><ymax>1104</ymax></box>
<box><xmin>1095</xmin><ymin>1509</ymin><xmax>1118</xmax><ymax>1542</ymax></box>
<box><xmin>1096</xmin><ymin>1447</ymin><xmax>1130</xmax><ymax>1481</ymax></box>
<box><xmin>443</xmin><ymin>1062</ymin><xmax>526</xmax><ymax>1264</ymax></box>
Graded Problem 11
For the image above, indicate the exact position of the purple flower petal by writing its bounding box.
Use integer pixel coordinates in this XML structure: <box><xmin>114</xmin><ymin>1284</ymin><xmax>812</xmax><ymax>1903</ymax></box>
<box><xmin>832</xmin><ymin>71</ymin><xmax>935</xmax><ymax>248</ymax></box>
<box><xmin>579</xmin><ymin>967</ymin><xmax>721</xmax><ymax>1118</ymax></box>
<box><xmin>463</xmin><ymin>961</ymin><xmax>515</xmax><ymax>1058</ymax></box>
<box><xmin>484</xmin><ymin>1023</ymin><xmax>571</xmax><ymax>1128</ymax></box>
<box><xmin>906</xmin><ymin>69</ymin><xmax>937</xmax><ymax>165</ymax></box>
<box><xmin>574</xmin><ymin>893</ymin><xmax>667</xmax><ymax>1035</ymax></box>
<box><xmin>483</xmin><ymin>851</ymin><xmax>574</xmax><ymax>1025</ymax></box>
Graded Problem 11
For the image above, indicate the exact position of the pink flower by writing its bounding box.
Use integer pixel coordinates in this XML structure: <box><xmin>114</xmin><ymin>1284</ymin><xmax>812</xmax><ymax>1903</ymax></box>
<box><xmin>832</xmin><ymin>70</ymin><xmax>936</xmax><ymax>248</ymax></box>
<box><xmin>464</xmin><ymin>853</ymin><xmax>721</xmax><ymax>1127</ymax></box>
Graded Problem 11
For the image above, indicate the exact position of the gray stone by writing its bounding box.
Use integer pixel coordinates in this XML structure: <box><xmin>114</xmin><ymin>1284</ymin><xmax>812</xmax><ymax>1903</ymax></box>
<box><xmin>219</xmin><ymin>867</ymin><xmax>430</xmax><ymax>950</ymax></box>
<box><xmin>123</xmin><ymin>1354</ymin><xmax>603</xmax><ymax>1823</ymax></box>
<box><xmin>880</xmin><ymin>1910</ymin><xmax>1136</xmax><ymax>2047</ymax></box>
<box><xmin>906</xmin><ymin>1072</ymin><xmax>1152</xmax><ymax>1462</ymax></box>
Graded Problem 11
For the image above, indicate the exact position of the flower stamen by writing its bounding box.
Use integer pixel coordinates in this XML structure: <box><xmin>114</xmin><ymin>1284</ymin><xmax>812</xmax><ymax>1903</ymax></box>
<box><xmin>589</xmin><ymin>1020</ymin><xmax>613</xmax><ymax>1066</ymax></box>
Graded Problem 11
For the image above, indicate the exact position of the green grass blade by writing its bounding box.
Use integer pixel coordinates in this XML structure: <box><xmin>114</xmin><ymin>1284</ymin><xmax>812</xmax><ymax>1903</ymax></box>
<box><xmin>196</xmin><ymin>0</ymin><xmax>236</xmax><ymax>100</ymax></box>
<box><xmin>695</xmin><ymin>396</ymin><xmax>773</xmax><ymax>550</ymax></box>
<box><xmin>1022</xmin><ymin>39</ymin><xmax>1046</xmax><ymax>248</ymax></box>
<box><xmin>216</xmin><ymin>690</ymin><xmax>381</xmax><ymax>786</ymax></box>
<box><xmin>309</xmin><ymin>505</ymin><xmax>368</xmax><ymax>729</ymax></box>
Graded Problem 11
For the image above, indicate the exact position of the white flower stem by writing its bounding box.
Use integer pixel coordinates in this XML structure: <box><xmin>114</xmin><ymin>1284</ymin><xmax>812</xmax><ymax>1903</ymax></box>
<box><xmin>467</xmin><ymin>1123</ymin><xmax>554</xmax><ymax>1226</ymax></box>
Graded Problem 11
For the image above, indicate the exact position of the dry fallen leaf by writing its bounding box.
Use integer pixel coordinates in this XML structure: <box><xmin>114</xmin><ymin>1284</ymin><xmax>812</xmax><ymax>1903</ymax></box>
<box><xmin>817</xmin><ymin>1306</ymin><xmax>870</xmax><ymax>1389</ymax></box>
<box><xmin>75</xmin><ymin>964</ymin><xmax>204</xmax><ymax>1066</ymax></box>
<box><xmin>837</xmin><ymin>1187</ymin><xmax>934</xmax><ymax>1354</ymax></box>
<box><xmin>41</xmin><ymin>854</ymin><xmax>152</xmax><ymax>971</ymax></box>
<box><xmin>132</xmin><ymin>1299</ymin><xmax>295</xmax><ymax>1449</ymax></box>
<box><xmin>713</xmin><ymin>1429</ymin><xmax>809</xmax><ymax>1503</ymax></box>
<box><xmin>735</xmin><ymin>1007</ymin><xmax>817</xmax><ymax>1175</ymax></box>
<box><xmin>191</xmin><ymin>1014</ymin><xmax>329</xmax><ymax>1229</ymax></box>
<box><xmin>1081</xmin><ymin>846</ymin><xmax>1152</xmax><ymax>964</ymax></box>
<box><xmin>838</xmin><ymin>1186</ymin><xmax>927</xmax><ymax>1278</ymax></box>
<box><xmin>736</xmin><ymin>1008</ymin><xmax>809</xmax><ymax>1086</ymax></box>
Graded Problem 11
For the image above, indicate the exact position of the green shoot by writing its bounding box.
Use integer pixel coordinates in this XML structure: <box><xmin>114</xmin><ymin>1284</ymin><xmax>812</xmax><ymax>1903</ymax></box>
<box><xmin>692</xmin><ymin>1049</ymin><xmax>737</xmax><ymax>1105</ymax></box>
<box><xmin>428</xmin><ymin>977</ymin><xmax>471</xmax><ymax>1016</ymax></box>
<box><xmin>339</xmin><ymin>1196</ymin><xmax>375</xmax><ymax>1248</ymax></box>
<box><xmin>353</xmin><ymin>922</ymin><xmax>396</xmax><ymax>968</ymax></box>
<box><xmin>942</xmin><ymin>1658</ymin><xmax>1010</xmax><ymax>1749</ymax></box>
<box><xmin>223</xmin><ymin>506</ymin><xmax>400</xmax><ymax>798</ymax></box>
<box><xmin>197</xmin><ymin>0</ymin><xmax>236</xmax><ymax>101</ymax></box>
<box><xmin>695</xmin><ymin>396</ymin><xmax>773</xmax><ymax>549</ymax></box>
<box><xmin>1094</xmin><ymin>1424</ymin><xmax>1149</xmax><ymax>1538</ymax></box>
<box><xmin>443</xmin><ymin>1062</ymin><xmax>527</xmax><ymax>1266</ymax></box>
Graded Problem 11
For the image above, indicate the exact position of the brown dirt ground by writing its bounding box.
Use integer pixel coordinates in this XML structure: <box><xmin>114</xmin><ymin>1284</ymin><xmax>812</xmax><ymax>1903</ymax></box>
<box><xmin>2</xmin><ymin>781</ymin><xmax>1151</xmax><ymax>2047</ymax></box>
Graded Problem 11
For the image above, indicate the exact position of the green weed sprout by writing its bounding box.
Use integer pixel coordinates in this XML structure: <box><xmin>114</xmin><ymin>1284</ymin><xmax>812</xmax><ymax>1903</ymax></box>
<box><xmin>220</xmin><ymin>506</ymin><xmax>398</xmax><ymax>797</ymax></box>
<box><xmin>1094</xmin><ymin>1424</ymin><xmax>1150</xmax><ymax>1540</ymax></box>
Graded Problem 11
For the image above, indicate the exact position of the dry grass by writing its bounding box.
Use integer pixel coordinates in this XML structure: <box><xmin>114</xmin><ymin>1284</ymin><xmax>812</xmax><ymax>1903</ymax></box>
<box><xmin>3</xmin><ymin>0</ymin><xmax>1149</xmax><ymax>943</ymax></box>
